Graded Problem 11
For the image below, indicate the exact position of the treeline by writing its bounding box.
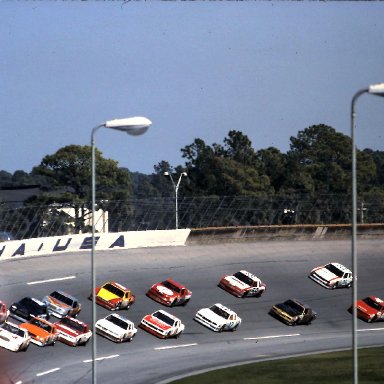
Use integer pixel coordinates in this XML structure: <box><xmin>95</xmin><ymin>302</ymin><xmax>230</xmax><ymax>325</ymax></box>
<box><xmin>1</xmin><ymin>124</ymin><xmax>384</xmax><ymax>235</ymax></box>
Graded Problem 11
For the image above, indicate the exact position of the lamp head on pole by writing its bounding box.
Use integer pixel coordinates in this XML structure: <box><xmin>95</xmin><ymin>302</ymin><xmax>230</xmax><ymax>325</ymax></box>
<box><xmin>368</xmin><ymin>83</ymin><xmax>384</xmax><ymax>97</ymax></box>
<box><xmin>105</xmin><ymin>116</ymin><xmax>152</xmax><ymax>136</ymax></box>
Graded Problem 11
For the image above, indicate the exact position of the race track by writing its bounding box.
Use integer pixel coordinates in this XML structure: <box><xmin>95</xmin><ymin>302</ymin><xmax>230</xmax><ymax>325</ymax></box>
<box><xmin>1</xmin><ymin>239</ymin><xmax>384</xmax><ymax>384</ymax></box>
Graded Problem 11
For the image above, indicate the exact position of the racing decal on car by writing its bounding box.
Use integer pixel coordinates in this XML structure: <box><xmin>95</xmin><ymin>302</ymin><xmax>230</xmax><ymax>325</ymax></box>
<box><xmin>156</xmin><ymin>286</ymin><xmax>174</xmax><ymax>296</ymax></box>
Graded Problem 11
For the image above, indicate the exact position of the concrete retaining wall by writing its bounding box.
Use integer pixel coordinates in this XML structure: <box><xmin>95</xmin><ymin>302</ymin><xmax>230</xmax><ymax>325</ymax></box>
<box><xmin>1</xmin><ymin>225</ymin><xmax>382</xmax><ymax>261</ymax></box>
<box><xmin>0</xmin><ymin>229</ymin><xmax>191</xmax><ymax>261</ymax></box>
<box><xmin>186</xmin><ymin>224</ymin><xmax>384</xmax><ymax>244</ymax></box>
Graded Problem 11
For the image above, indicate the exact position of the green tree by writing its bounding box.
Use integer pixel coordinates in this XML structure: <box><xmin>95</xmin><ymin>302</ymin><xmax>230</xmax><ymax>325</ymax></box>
<box><xmin>31</xmin><ymin>145</ymin><xmax>133</xmax><ymax>233</ymax></box>
<box><xmin>180</xmin><ymin>132</ymin><xmax>270</xmax><ymax>197</ymax></box>
<box><xmin>285</xmin><ymin>124</ymin><xmax>352</xmax><ymax>194</ymax></box>
<box><xmin>256</xmin><ymin>147</ymin><xmax>287</xmax><ymax>193</ymax></box>
<box><xmin>222</xmin><ymin>130</ymin><xmax>258</xmax><ymax>166</ymax></box>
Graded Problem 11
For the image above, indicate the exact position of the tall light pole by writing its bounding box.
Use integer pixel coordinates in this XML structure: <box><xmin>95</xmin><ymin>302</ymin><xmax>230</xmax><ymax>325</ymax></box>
<box><xmin>164</xmin><ymin>171</ymin><xmax>187</xmax><ymax>229</ymax></box>
<box><xmin>351</xmin><ymin>83</ymin><xmax>384</xmax><ymax>384</ymax></box>
<box><xmin>91</xmin><ymin>116</ymin><xmax>151</xmax><ymax>384</ymax></box>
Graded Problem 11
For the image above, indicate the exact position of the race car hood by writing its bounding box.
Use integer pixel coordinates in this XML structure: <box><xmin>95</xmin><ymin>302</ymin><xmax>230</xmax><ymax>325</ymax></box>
<box><xmin>97</xmin><ymin>288</ymin><xmax>120</xmax><ymax>302</ymax></box>
<box><xmin>312</xmin><ymin>267</ymin><xmax>338</xmax><ymax>283</ymax></box>
<box><xmin>45</xmin><ymin>296</ymin><xmax>71</xmax><ymax>310</ymax></box>
<box><xmin>224</xmin><ymin>276</ymin><xmax>250</xmax><ymax>290</ymax></box>
<box><xmin>56</xmin><ymin>323</ymin><xmax>84</xmax><ymax>337</ymax></box>
<box><xmin>154</xmin><ymin>284</ymin><xmax>176</xmax><ymax>298</ymax></box>
<box><xmin>21</xmin><ymin>323</ymin><xmax>52</xmax><ymax>338</ymax></box>
<box><xmin>198</xmin><ymin>308</ymin><xmax>226</xmax><ymax>326</ymax></box>
<box><xmin>96</xmin><ymin>318</ymin><xmax>125</xmax><ymax>335</ymax></box>
<box><xmin>144</xmin><ymin>314</ymin><xmax>172</xmax><ymax>331</ymax></box>
<box><xmin>356</xmin><ymin>300</ymin><xmax>377</xmax><ymax>316</ymax></box>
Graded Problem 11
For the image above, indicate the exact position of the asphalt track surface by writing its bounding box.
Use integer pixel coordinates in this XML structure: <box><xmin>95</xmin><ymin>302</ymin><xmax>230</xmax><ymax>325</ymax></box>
<box><xmin>1</xmin><ymin>239</ymin><xmax>384</xmax><ymax>384</ymax></box>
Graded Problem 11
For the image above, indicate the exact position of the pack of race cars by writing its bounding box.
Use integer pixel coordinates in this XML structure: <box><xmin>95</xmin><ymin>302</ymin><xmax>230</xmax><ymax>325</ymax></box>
<box><xmin>0</xmin><ymin>261</ymin><xmax>382</xmax><ymax>352</ymax></box>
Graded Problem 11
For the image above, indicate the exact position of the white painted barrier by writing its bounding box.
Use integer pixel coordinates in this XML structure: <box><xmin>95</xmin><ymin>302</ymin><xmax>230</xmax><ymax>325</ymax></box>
<box><xmin>0</xmin><ymin>229</ymin><xmax>191</xmax><ymax>261</ymax></box>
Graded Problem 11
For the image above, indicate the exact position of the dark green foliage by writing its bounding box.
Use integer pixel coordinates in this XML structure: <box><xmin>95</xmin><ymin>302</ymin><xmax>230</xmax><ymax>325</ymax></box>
<box><xmin>1</xmin><ymin>124</ymin><xmax>384</xmax><ymax>237</ymax></box>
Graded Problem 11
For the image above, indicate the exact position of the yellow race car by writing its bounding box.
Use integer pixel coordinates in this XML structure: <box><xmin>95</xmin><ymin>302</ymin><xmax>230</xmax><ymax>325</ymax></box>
<box><xmin>91</xmin><ymin>281</ymin><xmax>135</xmax><ymax>311</ymax></box>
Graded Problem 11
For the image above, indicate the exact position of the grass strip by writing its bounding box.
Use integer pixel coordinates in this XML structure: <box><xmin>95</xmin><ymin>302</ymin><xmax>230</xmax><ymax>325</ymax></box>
<box><xmin>170</xmin><ymin>347</ymin><xmax>384</xmax><ymax>384</ymax></box>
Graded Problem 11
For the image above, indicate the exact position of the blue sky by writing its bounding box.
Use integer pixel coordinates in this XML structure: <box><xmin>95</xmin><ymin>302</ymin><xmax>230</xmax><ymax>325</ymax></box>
<box><xmin>1</xmin><ymin>2</ymin><xmax>383</xmax><ymax>175</ymax></box>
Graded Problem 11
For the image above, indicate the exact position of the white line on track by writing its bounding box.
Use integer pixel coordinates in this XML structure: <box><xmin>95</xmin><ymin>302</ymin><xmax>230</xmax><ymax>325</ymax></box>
<box><xmin>27</xmin><ymin>275</ymin><xmax>76</xmax><ymax>285</ymax></box>
<box><xmin>36</xmin><ymin>368</ymin><xmax>60</xmax><ymax>377</ymax></box>
<box><xmin>358</xmin><ymin>327</ymin><xmax>384</xmax><ymax>332</ymax></box>
<box><xmin>155</xmin><ymin>343</ymin><xmax>198</xmax><ymax>350</ymax></box>
<box><xmin>244</xmin><ymin>333</ymin><xmax>301</xmax><ymax>340</ymax></box>
<box><xmin>83</xmin><ymin>354</ymin><xmax>120</xmax><ymax>363</ymax></box>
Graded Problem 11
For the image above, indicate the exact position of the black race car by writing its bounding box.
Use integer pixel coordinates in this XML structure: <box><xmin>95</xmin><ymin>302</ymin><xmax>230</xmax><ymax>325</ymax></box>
<box><xmin>269</xmin><ymin>298</ymin><xmax>317</xmax><ymax>326</ymax></box>
<box><xmin>9</xmin><ymin>297</ymin><xmax>49</xmax><ymax>322</ymax></box>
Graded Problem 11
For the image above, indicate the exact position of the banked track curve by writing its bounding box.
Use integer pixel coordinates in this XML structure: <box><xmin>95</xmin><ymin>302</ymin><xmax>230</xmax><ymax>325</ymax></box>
<box><xmin>1</xmin><ymin>239</ymin><xmax>384</xmax><ymax>383</ymax></box>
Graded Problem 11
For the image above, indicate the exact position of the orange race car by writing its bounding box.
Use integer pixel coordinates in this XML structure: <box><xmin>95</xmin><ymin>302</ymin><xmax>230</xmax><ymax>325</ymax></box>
<box><xmin>20</xmin><ymin>317</ymin><xmax>57</xmax><ymax>347</ymax></box>
<box><xmin>90</xmin><ymin>281</ymin><xmax>135</xmax><ymax>311</ymax></box>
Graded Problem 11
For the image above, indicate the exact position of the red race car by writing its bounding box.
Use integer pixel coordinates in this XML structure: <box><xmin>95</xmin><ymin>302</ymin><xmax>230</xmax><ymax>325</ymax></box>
<box><xmin>349</xmin><ymin>296</ymin><xmax>384</xmax><ymax>323</ymax></box>
<box><xmin>146</xmin><ymin>279</ymin><xmax>192</xmax><ymax>307</ymax></box>
<box><xmin>90</xmin><ymin>281</ymin><xmax>135</xmax><ymax>311</ymax></box>
<box><xmin>54</xmin><ymin>316</ymin><xmax>92</xmax><ymax>346</ymax></box>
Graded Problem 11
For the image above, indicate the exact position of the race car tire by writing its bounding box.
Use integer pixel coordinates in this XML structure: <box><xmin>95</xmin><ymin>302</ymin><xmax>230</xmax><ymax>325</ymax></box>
<box><xmin>367</xmin><ymin>315</ymin><xmax>376</xmax><ymax>323</ymax></box>
<box><xmin>182</xmin><ymin>299</ymin><xmax>190</xmax><ymax>306</ymax></box>
<box><xmin>128</xmin><ymin>333</ymin><xmax>135</xmax><ymax>342</ymax></box>
<box><xmin>19</xmin><ymin>345</ymin><xmax>29</xmax><ymax>352</ymax></box>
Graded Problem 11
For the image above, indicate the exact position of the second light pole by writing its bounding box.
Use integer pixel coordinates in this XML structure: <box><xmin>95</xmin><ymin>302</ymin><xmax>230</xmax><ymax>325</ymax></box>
<box><xmin>351</xmin><ymin>83</ymin><xmax>384</xmax><ymax>384</ymax></box>
<box><xmin>164</xmin><ymin>171</ymin><xmax>187</xmax><ymax>229</ymax></box>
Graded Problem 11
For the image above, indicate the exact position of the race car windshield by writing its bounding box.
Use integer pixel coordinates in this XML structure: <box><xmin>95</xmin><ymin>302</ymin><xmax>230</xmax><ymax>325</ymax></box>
<box><xmin>61</xmin><ymin>317</ymin><xmax>85</xmax><ymax>332</ymax></box>
<box><xmin>153</xmin><ymin>311</ymin><xmax>175</xmax><ymax>326</ymax></box>
<box><xmin>284</xmin><ymin>300</ymin><xmax>304</xmax><ymax>314</ymax></box>
<box><xmin>233</xmin><ymin>271</ymin><xmax>254</xmax><ymax>286</ymax></box>
<box><xmin>31</xmin><ymin>319</ymin><xmax>53</xmax><ymax>332</ymax></box>
<box><xmin>20</xmin><ymin>297</ymin><xmax>44</xmax><ymax>313</ymax></box>
<box><xmin>50</xmin><ymin>291</ymin><xmax>75</xmax><ymax>307</ymax></box>
<box><xmin>2</xmin><ymin>323</ymin><xmax>25</xmax><ymax>337</ymax></box>
<box><xmin>324</xmin><ymin>264</ymin><xmax>344</xmax><ymax>277</ymax></box>
<box><xmin>210</xmin><ymin>305</ymin><xmax>230</xmax><ymax>319</ymax></box>
<box><xmin>162</xmin><ymin>280</ymin><xmax>181</xmax><ymax>293</ymax></box>
<box><xmin>103</xmin><ymin>284</ymin><xmax>125</xmax><ymax>298</ymax></box>
<box><xmin>106</xmin><ymin>315</ymin><xmax>129</xmax><ymax>330</ymax></box>
<box><xmin>363</xmin><ymin>297</ymin><xmax>381</xmax><ymax>310</ymax></box>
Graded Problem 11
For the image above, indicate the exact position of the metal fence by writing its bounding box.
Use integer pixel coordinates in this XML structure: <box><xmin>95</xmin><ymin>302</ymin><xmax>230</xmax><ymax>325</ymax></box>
<box><xmin>1</xmin><ymin>194</ymin><xmax>383</xmax><ymax>240</ymax></box>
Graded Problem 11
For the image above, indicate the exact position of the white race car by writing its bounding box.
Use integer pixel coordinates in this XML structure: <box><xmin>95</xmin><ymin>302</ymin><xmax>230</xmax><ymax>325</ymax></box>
<box><xmin>194</xmin><ymin>303</ymin><xmax>241</xmax><ymax>332</ymax></box>
<box><xmin>95</xmin><ymin>314</ymin><xmax>137</xmax><ymax>343</ymax></box>
<box><xmin>54</xmin><ymin>316</ymin><xmax>92</xmax><ymax>347</ymax></box>
<box><xmin>309</xmin><ymin>262</ymin><xmax>353</xmax><ymax>289</ymax></box>
<box><xmin>140</xmin><ymin>310</ymin><xmax>185</xmax><ymax>339</ymax></box>
<box><xmin>218</xmin><ymin>270</ymin><xmax>266</xmax><ymax>298</ymax></box>
<box><xmin>0</xmin><ymin>321</ymin><xmax>31</xmax><ymax>352</ymax></box>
